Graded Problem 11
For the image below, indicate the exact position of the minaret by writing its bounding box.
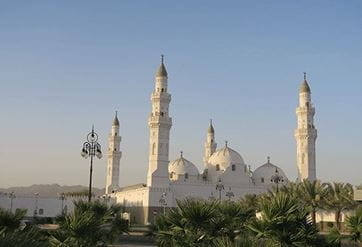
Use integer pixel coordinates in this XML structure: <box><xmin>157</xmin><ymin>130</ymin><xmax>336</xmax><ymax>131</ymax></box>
<box><xmin>294</xmin><ymin>73</ymin><xmax>317</xmax><ymax>181</ymax></box>
<box><xmin>105</xmin><ymin>112</ymin><xmax>122</xmax><ymax>194</ymax></box>
<box><xmin>203</xmin><ymin>120</ymin><xmax>217</xmax><ymax>165</ymax></box>
<box><xmin>146</xmin><ymin>55</ymin><xmax>172</xmax><ymax>187</ymax></box>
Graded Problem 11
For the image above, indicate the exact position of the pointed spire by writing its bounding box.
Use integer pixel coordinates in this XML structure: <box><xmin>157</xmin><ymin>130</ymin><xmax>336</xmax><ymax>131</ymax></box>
<box><xmin>267</xmin><ymin>156</ymin><xmax>270</xmax><ymax>164</ymax></box>
<box><xmin>156</xmin><ymin>54</ymin><xmax>168</xmax><ymax>77</ymax></box>
<box><xmin>300</xmin><ymin>72</ymin><xmax>311</xmax><ymax>93</ymax></box>
<box><xmin>208</xmin><ymin>119</ymin><xmax>215</xmax><ymax>134</ymax></box>
<box><xmin>225</xmin><ymin>140</ymin><xmax>228</xmax><ymax>147</ymax></box>
<box><xmin>180</xmin><ymin>151</ymin><xmax>183</xmax><ymax>158</ymax></box>
<box><xmin>112</xmin><ymin>111</ymin><xmax>120</xmax><ymax>126</ymax></box>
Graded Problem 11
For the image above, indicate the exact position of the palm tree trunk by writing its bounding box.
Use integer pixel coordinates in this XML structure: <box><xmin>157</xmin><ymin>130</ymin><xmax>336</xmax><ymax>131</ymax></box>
<box><xmin>335</xmin><ymin>210</ymin><xmax>341</xmax><ymax>231</ymax></box>
<box><xmin>311</xmin><ymin>209</ymin><xmax>316</xmax><ymax>225</ymax></box>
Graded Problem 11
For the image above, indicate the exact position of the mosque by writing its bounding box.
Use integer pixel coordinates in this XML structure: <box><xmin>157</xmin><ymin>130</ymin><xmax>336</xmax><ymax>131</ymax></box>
<box><xmin>104</xmin><ymin>57</ymin><xmax>318</xmax><ymax>224</ymax></box>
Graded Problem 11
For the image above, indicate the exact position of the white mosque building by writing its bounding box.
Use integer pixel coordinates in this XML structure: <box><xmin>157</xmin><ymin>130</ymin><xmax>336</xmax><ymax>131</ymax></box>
<box><xmin>104</xmin><ymin>57</ymin><xmax>317</xmax><ymax>224</ymax></box>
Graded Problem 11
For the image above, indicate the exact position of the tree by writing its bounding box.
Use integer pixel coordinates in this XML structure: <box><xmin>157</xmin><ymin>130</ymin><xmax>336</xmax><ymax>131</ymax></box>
<box><xmin>345</xmin><ymin>206</ymin><xmax>362</xmax><ymax>246</ymax></box>
<box><xmin>325</xmin><ymin>182</ymin><xmax>356</xmax><ymax>230</ymax></box>
<box><xmin>247</xmin><ymin>192</ymin><xmax>319</xmax><ymax>247</ymax></box>
<box><xmin>297</xmin><ymin>179</ymin><xmax>328</xmax><ymax>224</ymax></box>
<box><xmin>240</xmin><ymin>194</ymin><xmax>259</xmax><ymax>213</ymax></box>
<box><xmin>153</xmin><ymin>198</ymin><xmax>255</xmax><ymax>246</ymax></box>
<box><xmin>49</xmin><ymin>200</ymin><xmax>128</xmax><ymax>247</ymax></box>
<box><xmin>0</xmin><ymin>208</ymin><xmax>49</xmax><ymax>246</ymax></box>
<box><xmin>0</xmin><ymin>208</ymin><xmax>27</xmax><ymax>233</ymax></box>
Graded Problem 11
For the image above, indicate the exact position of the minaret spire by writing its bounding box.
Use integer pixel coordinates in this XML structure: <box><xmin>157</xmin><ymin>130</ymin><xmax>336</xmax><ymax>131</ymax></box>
<box><xmin>156</xmin><ymin>54</ymin><xmax>168</xmax><ymax>77</ymax></box>
<box><xmin>295</xmin><ymin>75</ymin><xmax>317</xmax><ymax>181</ymax></box>
<box><xmin>112</xmin><ymin>111</ymin><xmax>120</xmax><ymax>126</ymax></box>
<box><xmin>203</xmin><ymin>119</ymin><xmax>217</xmax><ymax>165</ymax></box>
<box><xmin>147</xmin><ymin>56</ymin><xmax>172</xmax><ymax>187</ymax></box>
<box><xmin>106</xmin><ymin>113</ymin><xmax>122</xmax><ymax>194</ymax></box>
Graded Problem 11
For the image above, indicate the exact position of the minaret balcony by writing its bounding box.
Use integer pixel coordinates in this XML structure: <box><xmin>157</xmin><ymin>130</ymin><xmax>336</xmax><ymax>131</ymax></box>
<box><xmin>148</xmin><ymin>115</ymin><xmax>172</xmax><ymax>125</ymax></box>
<box><xmin>151</xmin><ymin>92</ymin><xmax>171</xmax><ymax>101</ymax></box>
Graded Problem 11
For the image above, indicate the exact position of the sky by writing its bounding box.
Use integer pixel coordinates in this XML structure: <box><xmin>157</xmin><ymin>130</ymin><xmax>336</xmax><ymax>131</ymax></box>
<box><xmin>0</xmin><ymin>1</ymin><xmax>361</xmax><ymax>188</ymax></box>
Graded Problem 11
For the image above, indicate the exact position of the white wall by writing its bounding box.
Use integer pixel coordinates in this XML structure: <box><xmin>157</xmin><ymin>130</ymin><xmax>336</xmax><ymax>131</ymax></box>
<box><xmin>0</xmin><ymin>195</ymin><xmax>75</xmax><ymax>218</ymax></box>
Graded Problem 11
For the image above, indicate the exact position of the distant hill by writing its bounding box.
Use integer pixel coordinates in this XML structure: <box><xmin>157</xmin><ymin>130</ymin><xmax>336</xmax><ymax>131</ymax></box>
<box><xmin>0</xmin><ymin>184</ymin><xmax>104</xmax><ymax>197</ymax></box>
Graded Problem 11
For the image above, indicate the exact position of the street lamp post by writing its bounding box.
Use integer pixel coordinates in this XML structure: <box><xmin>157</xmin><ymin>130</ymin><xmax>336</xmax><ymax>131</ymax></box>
<box><xmin>225</xmin><ymin>187</ymin><xmax>234</xmax><ymax>201</ymax></box>
<box><xmin>215</xmin><ymin>178</ymin><xmax>225</xmax><ymax>200</ymax></box>
<box><xmin>9</xmin><ymin>192</ymin><xmax>16</xmax><ymax>213</ymax></box>
<box><xmin>159</xmin><ymin>193</ymin><xmax>167</xmax><ymax>214</ymax></box>
<box><xmin>81</xmin><ymin>126</ymin><xmax>102</xmax><ymax>202</ymax></box>
<box><xmin>59</xmin><ymin>194</ymin><xmax>66</xmax><ymax>215</ymax></box>
<box><xmin>33</xmin><ymin>192</ymin><xmax>39</xmax><ymax>217</ymax></box>
<box><xmin>270</xmin><ymin>167</ymin><xmax>284</xmax><ymax>193</ymax></box>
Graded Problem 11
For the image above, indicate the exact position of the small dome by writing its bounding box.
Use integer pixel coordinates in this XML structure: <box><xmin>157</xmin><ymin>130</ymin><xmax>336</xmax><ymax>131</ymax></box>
<box><xmin>169</xmin><ymin>155</ymin><xmax>199</xmax><ymax>176</ymax></box>
<box><xmin>208</xmin><ymin>144</ymin><xmax>245</xmax><ymax>170</ymax></box>
<box><xmin>300</xmin><ymin>80</ymin><xmax>311</xmax><ymax>93</ymax></box>
<box><xmin>253</xmin><ymin>157</ymin><xmax>287</xmax><ymax>185</ymax></box>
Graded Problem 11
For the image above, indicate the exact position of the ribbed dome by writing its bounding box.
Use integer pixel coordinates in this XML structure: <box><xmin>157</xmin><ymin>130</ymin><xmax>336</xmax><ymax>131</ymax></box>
<box><xmin>300</xmin><ymin>80</ymin><xmax>311</xmax><ymax>93</ymax></box>
<box><xmin>208</xmin><ymin>145</ymin><xmax>245</xmax><ymax>170</ymax></box>
<box><xmin>169</xmin><ymin>156</ymin><xmax>199</xmax><ymax>176</ymax></box>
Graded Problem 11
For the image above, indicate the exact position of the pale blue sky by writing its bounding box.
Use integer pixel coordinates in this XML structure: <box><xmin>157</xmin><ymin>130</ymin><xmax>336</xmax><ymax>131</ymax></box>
<box><xmin>1</xmin><ymin>1</ymin><xmax>361</xmax><ymax>188</ymax></box>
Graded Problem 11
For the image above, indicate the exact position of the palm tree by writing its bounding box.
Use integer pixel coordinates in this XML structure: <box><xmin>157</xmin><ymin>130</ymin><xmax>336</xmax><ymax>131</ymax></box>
<box><xmin>50</xmin><ymin>200</ymin><xmax>128</xmax><ymax>247</ymax></box>
<box><xmin>280</xmin><ymin>181</ymin><xmax>300</xmax><ymax>196</ymax></box>
<box><xmin>325</xmin><ymin>182</ymin><xmax>356</xmax><ymax>230</ymax></box>
<box><xmin>247</xmin><ymin>192</ymin><xmax>319</xmax><ymax>247</ymax></box>
<box><xmin>240</xmin><ymin>194</ymin><xmax>259</xmax><ymax>213</ymax></box>
<box><xmin>211</xmin><ymin>200</ymin><xmax>255</xmax><ymax>241</ymax></box>
<box><xmin>0</xmin><ymin>227</ymin><xmax>48</xmax><ymax>247</ymax></box>
<box><xmin>297</xmin><ymin>179</ymin><xmax>328</xmax><ymax>224</ymax></box>
<box><xmin>0</xmin><ymin>208</ymin><xmax>49</xmax><ymax>246</ymax></box>
<box><xmin>154</xmin><ymin>198</ymin><xmax>256</xmax><ymax>246</ymax></box>
<box><xmin>0</xmin><ymin>208</ymin><xmax>27</xmax><ymax>233</ymax></box>
<box><xmin>345</xmin><ymin>206</ymin><xmax>362</xmax><ymax>246</ymax></box>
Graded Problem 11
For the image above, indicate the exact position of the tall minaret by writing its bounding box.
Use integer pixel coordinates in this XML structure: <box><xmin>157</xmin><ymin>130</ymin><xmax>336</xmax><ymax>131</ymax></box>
<box><xmin>146</xmin><ymin>56</ymin><xmax>172</xmax><ymax>187</ymax></box>
<box><xmin>105</xmin><ymin>112</ymin><xmax>122</xmax><ymax>194</ymax></box>
<box><xmin>203</xmin><ymin>120</ymin><xmax>217</xmax><ymax>165</ymax></box>
<box><xmin>294</xmin><ymin>73</ymin><xmax>317</xmax><ymax>181</ymax></box>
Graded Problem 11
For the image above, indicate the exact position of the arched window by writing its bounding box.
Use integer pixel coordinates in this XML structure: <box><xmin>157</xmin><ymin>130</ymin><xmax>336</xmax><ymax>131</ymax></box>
<box><xmin>231</xmin><ymin>164</ymin><xmax>236</xmax><ymax>171</ymax></box>
<box><xmin>170</xmin><ymin>172</ymin><xmax>174</xmax><ymax>179</ymax></box>
<box><xmin>185</xmin><ymin>173</ymin><xmax>189</xmax><ymax>179</ymax></box>
<box><xmin>152</xmin><ymin>143</ymin><xmax>156</xmax><ymax>155</ymax></box>
<box><xmin>261</xmin><ymin>177</ymin><xmax>265</xmax><ymax>183</ymax></box>
<box><xmin>216</xmin><ymin>164</ymin><xmax>220</xmax><ymax>171</ymax></box>
<box><xmin>160</xmin><ymin>112</ymin><xmax>164</xmax><ymax>116</ymax></box>
<box><xmin>161</xmin><ymin>88</ymin><xmax>164</xmax><ymax>92</ymax></box>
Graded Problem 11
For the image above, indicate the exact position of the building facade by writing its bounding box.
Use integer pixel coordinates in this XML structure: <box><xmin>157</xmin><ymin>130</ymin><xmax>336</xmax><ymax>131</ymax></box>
<box><xmin>106</xmin><ymin>58</ymin><xmax>316</xmax><ymax>224</ymax></box>
<box><xmin>295</xmin><ymin>73</ymin><xmax>317</xmax><ymax>181</ymax></box>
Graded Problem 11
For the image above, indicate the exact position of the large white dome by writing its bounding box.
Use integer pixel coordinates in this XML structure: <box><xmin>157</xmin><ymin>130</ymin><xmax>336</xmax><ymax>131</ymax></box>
<box><xmin>208</xmin><ymin>145</ymin><xmax>245</xmax><ymax>171</ymax></box>
<box><xmin>168</xmin><ymin>156</ymin><xmax>199</xmax><ymax>176</ymax></box>
<box><xmin>252</xmin><ymin>158</ymin><xmax>288</xmax><ymax>186</ymax></box>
